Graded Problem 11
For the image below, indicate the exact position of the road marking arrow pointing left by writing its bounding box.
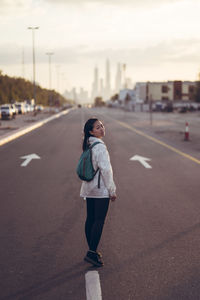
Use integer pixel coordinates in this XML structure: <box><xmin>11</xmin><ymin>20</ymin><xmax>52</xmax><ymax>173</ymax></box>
<box><xmin>20</xmin><ymin>153</ymin><xmax>41</xmax><ymax>167</ymax></box>
<box><xmin>130</xmin><ymin>155</ymin><xmax>152</xmax><ymax>169</ymax></box>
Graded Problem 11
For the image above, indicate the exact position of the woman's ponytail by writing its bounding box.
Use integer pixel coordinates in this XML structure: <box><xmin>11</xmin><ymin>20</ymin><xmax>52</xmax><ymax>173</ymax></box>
<box><xmin>82</xmin><ymin>118</ymin><xmax>98</xmax><ymax>151</ymax></box>
<box><xmin>82</xmin><ymin>133</ymin><xmax>90</xmax><ymax>151</ymax></box>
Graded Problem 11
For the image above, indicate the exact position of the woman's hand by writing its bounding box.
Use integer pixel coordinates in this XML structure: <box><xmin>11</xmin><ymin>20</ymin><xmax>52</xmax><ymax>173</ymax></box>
<box><xmin>110</xmin><ymin>194</ymin><xmax>117</xmax><ymax>202</ymax></box>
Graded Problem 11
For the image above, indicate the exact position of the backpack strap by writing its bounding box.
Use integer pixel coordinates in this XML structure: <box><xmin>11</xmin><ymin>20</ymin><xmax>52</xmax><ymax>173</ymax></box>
<box><xmin>89</xmin><ymin>141</ymin><xmax>101</xmax><ymax>189</ymax></box>
<box><xmin>89</xmin><ymin>141</ymin><xmax>101</xmax><ymax>149</ymax></box>
<box><xmin>98</xmin><ymin>171</ymin><xmax>101</xmax><ymax>189</ymax></box>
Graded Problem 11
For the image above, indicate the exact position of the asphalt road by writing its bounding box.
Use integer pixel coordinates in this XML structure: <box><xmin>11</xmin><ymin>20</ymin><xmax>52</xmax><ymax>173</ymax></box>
<box><xmin>1</xmin><ymin>107</ymin><xmax>200</xmax><ymax>300</ymax></box>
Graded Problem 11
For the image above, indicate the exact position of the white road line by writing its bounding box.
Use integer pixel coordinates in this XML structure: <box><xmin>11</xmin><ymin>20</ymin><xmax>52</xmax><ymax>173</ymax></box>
<box><xmin>0</xmin><ymin>108</ymin><xmax>72</xmax><ymax>147</ymax></box>
<box><xmin>85</xmin><ymin>271</ymin><xmax>102</xmax><ymax>300</ymax></box>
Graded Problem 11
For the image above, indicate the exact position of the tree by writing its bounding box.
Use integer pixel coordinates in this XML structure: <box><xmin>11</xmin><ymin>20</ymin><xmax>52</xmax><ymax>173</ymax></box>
<box><xmin>111</xmin><ymin>93</ymin><xmax>118</xmax><ymax>101</ymax></box>
<box><xmin>94</xmin><ymin>97</ymin><xmax>105</xmax><ymax>107</ymax></box>
<box><xmin>0</xmin><ymin>72</ymin><xmax>72</xmax><ymax>106</ymax></box>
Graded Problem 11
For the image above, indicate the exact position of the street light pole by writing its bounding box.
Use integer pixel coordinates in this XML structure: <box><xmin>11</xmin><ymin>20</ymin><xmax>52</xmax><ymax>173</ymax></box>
<box><xmin>46</xmin><ymin>52</ymin><xmax>54</xmax><ymax>106</ymax></box>
<box><xmin>28</xmin><ymin>26</ymin><xmax>39</xmax><ymax>105</ymax></box>
<box><xmin>56</xmin><ymin>65</ymin><xmax>60</xmax><ymax>94</ymax></box>
<box><xmin>46</xmin><ymin>52</ymin><xmax>54</xmax><ymax>90</ymax></box>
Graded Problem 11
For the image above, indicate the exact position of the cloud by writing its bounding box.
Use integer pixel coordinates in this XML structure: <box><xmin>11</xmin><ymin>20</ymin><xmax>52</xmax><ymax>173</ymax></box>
<box><xmin>43</xmin><ymin>0</ymin><xmax>183</xmax><ymax>5</ymax></box>
<box><xmin>0</xmin><ymin>0</ymin><xmax>187</xmax><ymax>14</ymax></box>
<box><xmin>1</xmin><ymin>39</ymin><xmax>200</xmax><ymax>68</ymax></box>
<box><xmin>0</xmin><ymin>44</ymin><xmax>87</xmax><ymax>65</ymax></box>
<box><xmin>0</xmin><ymin>44</ymin><xmax>23</xmax><ymax>65</ymax></box>
<box><xmin>0</xmin><ymin>0</ymin><xmax>32</xmax><ymax>15</ymax></box>
<box><xmin>78</xmin><ymin>39</ymin><xmax>200</xmax><ymax>66</ymax></box>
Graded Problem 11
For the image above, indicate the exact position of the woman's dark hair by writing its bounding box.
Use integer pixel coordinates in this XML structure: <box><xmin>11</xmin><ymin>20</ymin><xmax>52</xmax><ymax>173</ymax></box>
<box><xmin>82</xmin><ymin>118</ymin><xmax>98</xmax><ymax>151</ymax></box>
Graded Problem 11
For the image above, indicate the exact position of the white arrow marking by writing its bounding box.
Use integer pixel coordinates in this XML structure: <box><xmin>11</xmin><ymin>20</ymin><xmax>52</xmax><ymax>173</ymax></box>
<box><xmin>130</xmin><ymin>155</ymin><xmax>152</xmax><ymax>169</ymax></box>
<box><xmin>20</xmin><ymin>154</ymin><xmax>41</xmax><ymax>167</ymax></box>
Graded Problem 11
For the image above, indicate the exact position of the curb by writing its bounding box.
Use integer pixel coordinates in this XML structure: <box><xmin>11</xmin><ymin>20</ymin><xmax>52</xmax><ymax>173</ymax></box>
<box><xmin>0</xmin><ymin>108</ymin><xmax>72</xmax><ymax>147</ymax></box>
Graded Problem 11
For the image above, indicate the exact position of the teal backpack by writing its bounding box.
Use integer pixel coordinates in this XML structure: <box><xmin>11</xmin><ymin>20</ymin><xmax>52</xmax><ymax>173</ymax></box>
<box><xmin>76</xmin><ymin>141</ymin><xmax>101</xmax><ymax>186</ymax></box>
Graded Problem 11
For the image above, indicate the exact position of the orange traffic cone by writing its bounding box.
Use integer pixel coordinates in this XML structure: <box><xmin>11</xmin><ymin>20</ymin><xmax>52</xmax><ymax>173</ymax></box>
<box><xmin>184</xmin><ymin>122</ymin><xmax>189</xmax><ymax>141</ymax></box>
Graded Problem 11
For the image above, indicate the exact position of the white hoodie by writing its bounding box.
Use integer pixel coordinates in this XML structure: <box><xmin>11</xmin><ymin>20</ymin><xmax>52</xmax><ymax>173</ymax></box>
<box><xmin>80</xmin><ymin>136</ymin><xmax>116</xmax><ymax>198</ymax></box>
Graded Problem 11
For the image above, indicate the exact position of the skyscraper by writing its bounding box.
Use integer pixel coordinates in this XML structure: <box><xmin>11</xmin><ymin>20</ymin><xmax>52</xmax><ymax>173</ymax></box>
<box><xmin>99</xmin><ymin>78</ymin><xmax>104</xmax><ymax>98</ymax></box>
<box><xmin>115</xmin><ymin>63</ymin><xmax>122</xmax><ymax>93</ymax></box>
<box><xmin>91</xmin><ymin>65</ymin><xmax>99</xmax><ymax>100</ymax></box>
<box><xmin>105</xmin><ymin>59</ymin><xmax>111</xmax><ymax>100</ymax></box>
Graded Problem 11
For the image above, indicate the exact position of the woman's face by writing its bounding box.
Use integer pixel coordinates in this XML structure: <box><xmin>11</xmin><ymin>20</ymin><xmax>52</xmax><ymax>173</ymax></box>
<box><xmin>90</xmin><ymin>120</ymin><xmax>105</xmax><ymax>139</ymax></box>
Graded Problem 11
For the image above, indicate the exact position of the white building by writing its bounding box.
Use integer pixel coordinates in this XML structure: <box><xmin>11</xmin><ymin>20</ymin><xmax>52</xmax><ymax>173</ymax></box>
<box><xmin>119</xmin><ymin>88</ymin><xmax>136</xmax><ymax>111</ymax></box>
<box><xmin>135</xmin><ymin>82</ymin><xmax>146</xmax><ymax>103</ymax></box>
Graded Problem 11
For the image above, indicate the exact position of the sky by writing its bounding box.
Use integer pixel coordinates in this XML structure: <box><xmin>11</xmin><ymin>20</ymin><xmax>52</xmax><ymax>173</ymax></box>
<box><xmin>1</xmin><ymin>0</ymin><xmax>200</xmax><ymax>97</ymax></box>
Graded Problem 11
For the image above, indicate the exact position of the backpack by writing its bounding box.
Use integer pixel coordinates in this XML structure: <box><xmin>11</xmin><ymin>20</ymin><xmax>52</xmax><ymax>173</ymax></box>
<box><xmin>76</xmin><ymin>141</ymin><xmax>101</xmax><ymax>184</ymax></box>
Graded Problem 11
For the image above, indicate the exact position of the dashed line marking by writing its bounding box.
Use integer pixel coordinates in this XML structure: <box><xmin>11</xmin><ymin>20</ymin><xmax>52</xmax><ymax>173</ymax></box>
<box><xmin>85</xmin><ymin>271</ymin><xmax>102</xmax><ymax>300</ymax></box>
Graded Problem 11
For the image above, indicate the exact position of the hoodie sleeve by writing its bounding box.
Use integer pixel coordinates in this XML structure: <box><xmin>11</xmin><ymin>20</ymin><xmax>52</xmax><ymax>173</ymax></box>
<box><xmin>95</xmin><ymin>143</ymin><xmax>116</xmax><ymax>197</ymax></box>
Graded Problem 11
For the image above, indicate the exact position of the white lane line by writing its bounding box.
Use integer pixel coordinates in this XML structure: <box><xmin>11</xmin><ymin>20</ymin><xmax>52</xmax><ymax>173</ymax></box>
<box><xmin>0</xmin><ymin>108</ymin><xmax>72</xmax><ymax>147</ymax></box>
<box><xmin>85</xmin><ymin>271</ymin><xmax>102</xmax><ymax>300</ymax></box>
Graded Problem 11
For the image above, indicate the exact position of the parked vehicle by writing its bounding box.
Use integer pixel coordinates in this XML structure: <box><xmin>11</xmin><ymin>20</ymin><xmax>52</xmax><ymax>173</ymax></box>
<box><xmin>153</xmin><ymin>102</ymin><xmax>163</xmax><ymax>112</ymax></box>
<box><xmin>0</xmin><ymin>105</ymin><xmax>14</xmax><ymax>120</ymax></box>
<box><xmin>29</xmin><ymin>105</ymin><xmax>34</xmax><ymax>112</ymax></box>
<box><xmin>15</xmin><ymin>103</ymin><xmax>25</xmax><ymax>114</ymax></box>
<box><xmin>36</xmin><ymin>105</ymin><xmax>44</xmax><ymax>111</ymax></box>
<box><xmin>24</xmin><ymin>103</ymin><xmax>31</xmax><ymax>113</ymax></box>
<box><xmin>10</xmin><ymin>104</ymin><xmax>18</xmax><ymax>115</ymax></box>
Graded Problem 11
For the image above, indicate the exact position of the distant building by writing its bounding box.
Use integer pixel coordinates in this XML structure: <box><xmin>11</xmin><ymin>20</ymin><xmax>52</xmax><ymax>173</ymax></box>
<box><xmin>79</xmin><ymin>88</ymin><xmax>89</xmax><ymax>103</ymax></box>
<box><xmin>135</xmin><ymin>81</ymin><xmax>196</xmax><ymax>103</ymax></box>
<box><xmin>104</xmin><ymin>59</ymin><xmax>111</xmax><ymax>100</ymax></box>
<box><xmin>125</xmin><ymin>78</ymin><xmax>133</xmax><ymax>89</ymax></box>
<box><xmin>99</xmin><ymin>78</ymin><xmax>104</xmax><ymax>98</ymax></box>
<box><xmin>91</xmin><ymin>66</ymin><xmax>99</xmax><ymax>100</ymax></box>
<box><xmin>115</xmin><ymin>63</ymin><xmax>122</xmax><ymax>93</ymax></box>
<box><xmin>135</xmin><ymin>82</ymin><xmax>146</xmax><ymax>103</ymax></box>
<box><xmin>119</xmin><ymin>88</ymin><xmax>136</xmax><ymax>111</ymax></box>
<box><xmin>63</xmin><ymin>87</ymin><xmax>89</xmax><ymax>104</ymax></box>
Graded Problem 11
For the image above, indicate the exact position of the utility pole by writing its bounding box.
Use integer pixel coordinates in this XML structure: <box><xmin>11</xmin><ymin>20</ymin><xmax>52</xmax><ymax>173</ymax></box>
<box><xmin>22</xmin><ymin>48</ymin><xmax>25</xmax><ymax>78</ymax></box>
<box><xmin>149</xmin><ymin>94</ymin><xmax>153</xmax><ymax>126</ymax></box>
<box><xmin>56</xmin><ymin>65</ymin><xmax>61</xmax><ymax>108</ymax></box>
<box><xmin>46</xmin><ymin>52</ymin><xmax>54</xmax><ymax>90</ymax></box>
<box><xmin>28</xmin><ymin>26</ymin><xmax>39</xmax><ymax>105</ymax></box>
<box><xmin>46</xmin><ymin>52</ymin><xmax>54</xmax><ymax>106</ymax></box>
<box><xmin>56</xmin><ymin>65</ymin><xmax>60</xmax><ymax>94</ymax></box>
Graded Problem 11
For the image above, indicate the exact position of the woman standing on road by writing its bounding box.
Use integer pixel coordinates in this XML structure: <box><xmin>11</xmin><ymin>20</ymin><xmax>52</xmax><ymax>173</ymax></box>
<box><xmin>80</xmin><ymin>118</ymin><xmax>116</xmax><ymax>267</ymax></box>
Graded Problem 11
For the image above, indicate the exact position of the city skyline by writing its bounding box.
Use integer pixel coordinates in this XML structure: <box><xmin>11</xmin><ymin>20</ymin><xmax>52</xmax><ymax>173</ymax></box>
<box><xmin>64</xmin><ymin>60</ymin><xmax>133</xmax><ymax>102</ymax></box>
<box><xmin>1</xmin><ymin>0</ymin><xmax>200</xmax><ymax>95</ymax></box>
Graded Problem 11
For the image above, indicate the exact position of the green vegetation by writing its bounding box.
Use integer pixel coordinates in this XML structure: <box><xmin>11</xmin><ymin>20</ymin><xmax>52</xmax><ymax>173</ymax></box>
<box><xmin>111</xmin><ymin>93</ymin><xmax>119</xmax><ymax>101</ymax></box>
<box><xmin>0</xmin><ymin>70</ymin><xmax>73</xmax><ymax>106</ymax></box>
<box><xmin>94</xmin><ymin>96</ymin><xmax>105</xmax><ymax>107</ymax></box>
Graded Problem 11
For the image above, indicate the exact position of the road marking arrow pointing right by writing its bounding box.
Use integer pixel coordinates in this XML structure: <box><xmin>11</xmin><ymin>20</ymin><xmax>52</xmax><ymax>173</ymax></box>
<box><xmin>130</xmin><ymin>155</ymin><xmax>152</xmax><ymax>169</ymax></box>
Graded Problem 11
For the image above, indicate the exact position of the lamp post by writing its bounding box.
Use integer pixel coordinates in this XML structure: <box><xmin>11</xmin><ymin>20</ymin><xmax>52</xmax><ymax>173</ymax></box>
<box><xmin>28</xmin><ymin>26</ymin><xmax>39</xmax><ymax>105</ymax></box>
<box><xmin>46</xmin><ymin>52</ymin><xmax>54</xmax><ymax>105</ymax></box>
<box><xmin>56</xmin><ymin>65</ymin><xmax>60</xmax><ymax>94</ymax></box>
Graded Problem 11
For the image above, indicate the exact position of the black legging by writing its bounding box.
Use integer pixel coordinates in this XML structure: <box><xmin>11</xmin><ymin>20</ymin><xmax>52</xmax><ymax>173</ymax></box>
<box><xmin>85</xmin><ymin>197</ymin><xmax>110</xmax><ymax>252</ymax></box>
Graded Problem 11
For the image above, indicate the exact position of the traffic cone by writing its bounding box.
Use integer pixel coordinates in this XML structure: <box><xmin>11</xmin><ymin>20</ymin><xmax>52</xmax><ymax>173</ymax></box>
<box><xmin>184</xmin><ymin>122</ymin><xmax>189</xmax><ymax>141</ymax></box>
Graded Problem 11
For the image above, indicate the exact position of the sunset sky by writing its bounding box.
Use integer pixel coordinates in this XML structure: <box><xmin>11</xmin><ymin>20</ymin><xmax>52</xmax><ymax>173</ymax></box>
<box><xmin>1</xmin><ymin>0</ymin><xmax>200</xmax><ymax>96</ymax></box>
